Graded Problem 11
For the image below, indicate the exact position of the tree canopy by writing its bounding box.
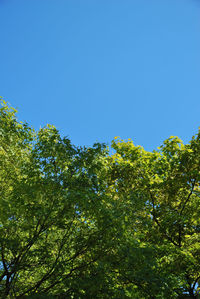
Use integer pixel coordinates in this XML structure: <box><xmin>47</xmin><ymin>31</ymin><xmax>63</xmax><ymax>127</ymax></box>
<box><xmin>0</xmin><ymin>100</ymin><xmax>199</xmax><ymax>298</ymax></box>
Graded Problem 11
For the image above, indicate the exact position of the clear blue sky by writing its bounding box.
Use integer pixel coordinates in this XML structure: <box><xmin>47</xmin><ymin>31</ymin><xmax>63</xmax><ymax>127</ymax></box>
<box><xmin>1</xmin><ymin>0</ymin><xmax>200</xmax><ymax>151</ymax></box>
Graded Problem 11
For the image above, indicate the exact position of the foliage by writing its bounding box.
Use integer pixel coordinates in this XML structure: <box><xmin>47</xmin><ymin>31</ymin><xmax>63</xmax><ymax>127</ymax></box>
<box><xmin>0</xmin><ymin>99</ymin><xmax>199</xmax><ymax>298</ymax></box>
<box><xmin>108</xmin><ymin>134</ymin><xmax>200</xmax><ymax>298</ymax></box>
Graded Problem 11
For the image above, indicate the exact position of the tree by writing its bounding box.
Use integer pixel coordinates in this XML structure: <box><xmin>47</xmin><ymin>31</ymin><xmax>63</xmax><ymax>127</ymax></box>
<box><xmin>108</xmin><ymin>134</ymin><xmax>200</xmax><ymax>298</ymax></box>
<box><xmin>0</xmin><ymin>100</ymin><xmax>122</xmax><ymax>298</ymax></box>
<box><xmin>0</xmin><ymin>99</ymin><xmax>199</xmax><ymax>298</ymax></box>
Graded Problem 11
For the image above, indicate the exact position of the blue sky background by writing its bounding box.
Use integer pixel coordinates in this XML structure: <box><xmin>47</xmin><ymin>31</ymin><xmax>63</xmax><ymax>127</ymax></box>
<box><xmin>1</xmin><ymin>0</ymin><xmax>200</xmax><ymax>151</ymax></box>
